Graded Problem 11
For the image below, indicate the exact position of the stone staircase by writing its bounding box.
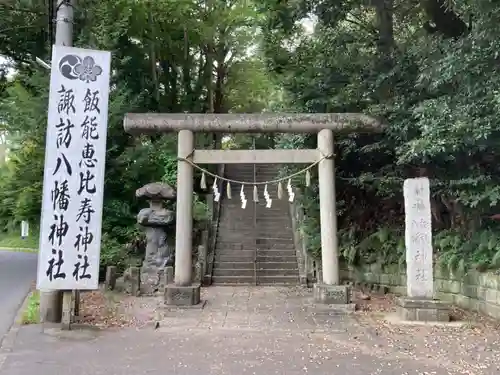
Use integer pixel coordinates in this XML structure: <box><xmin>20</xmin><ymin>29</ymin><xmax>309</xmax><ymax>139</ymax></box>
<box><xmin>211</xmin><ymin>163</ymin><xmax>299</xmax><ymax>285</ymax></box>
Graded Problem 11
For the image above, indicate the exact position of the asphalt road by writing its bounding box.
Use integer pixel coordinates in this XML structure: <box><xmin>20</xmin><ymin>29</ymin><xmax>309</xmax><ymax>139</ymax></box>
<box><xmin>0</xmin><ymin>251</ymin><xmax>37</xmax><ymax>345</ymax></box>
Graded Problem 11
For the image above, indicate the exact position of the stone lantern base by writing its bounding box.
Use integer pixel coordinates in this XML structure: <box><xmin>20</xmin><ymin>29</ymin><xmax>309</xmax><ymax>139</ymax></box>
<box><xmin>140</xmin><ymin>265</ymin><xmax>167</xmax><ymax>295</ymax></box>
<box><xmin>164</xmin><ymin>283</ymin><xmax>201</xmax><ymax>306</ymax></box>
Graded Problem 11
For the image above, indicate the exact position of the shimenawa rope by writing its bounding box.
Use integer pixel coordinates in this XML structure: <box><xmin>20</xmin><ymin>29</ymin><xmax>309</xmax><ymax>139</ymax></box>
<box><xmin>177</xmin><ymin>152</ymin><xmax>333</xmax><ymax>186</ymax></box>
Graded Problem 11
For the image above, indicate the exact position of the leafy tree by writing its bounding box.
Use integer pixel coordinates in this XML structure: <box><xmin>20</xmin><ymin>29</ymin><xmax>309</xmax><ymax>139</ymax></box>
<box><xmin>261</xmin><ymin>0</ymin><xmax>500</xmax><ymax>272</ymax></box>
<box><xmin>0</xmin><ymin>0</ymin><xmax>277</xmax><ymax>273</ymax></box>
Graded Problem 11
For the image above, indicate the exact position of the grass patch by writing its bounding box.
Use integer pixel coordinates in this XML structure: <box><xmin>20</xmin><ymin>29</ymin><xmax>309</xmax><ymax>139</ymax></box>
<box><xmin>20</xmin><ymin>290</ymin><xmax>40</xmax><ymax>325</ymax></box>
<box><xmin>0</xmin><ymin>231</ymin><xmax>38</xmax><ymax>250</ymax></box>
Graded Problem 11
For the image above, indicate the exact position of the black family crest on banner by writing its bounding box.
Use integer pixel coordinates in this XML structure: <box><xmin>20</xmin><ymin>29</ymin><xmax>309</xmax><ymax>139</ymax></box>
<box><xmin>58</xmin><ymin>55</ymin><xmax>103</xmax><ymax>83</ymax></box>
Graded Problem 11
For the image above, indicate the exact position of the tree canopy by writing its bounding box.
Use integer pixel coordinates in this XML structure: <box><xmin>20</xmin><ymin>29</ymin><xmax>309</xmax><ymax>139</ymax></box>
<box><xmin>0</xmin><ymin>0</ymin><xmax>279</xmax><ymax>271</ymax></box>
<box><xmin>262</xmin><ymin>0</ymin><xmax>500</xmax><ymax>272</ymax></box>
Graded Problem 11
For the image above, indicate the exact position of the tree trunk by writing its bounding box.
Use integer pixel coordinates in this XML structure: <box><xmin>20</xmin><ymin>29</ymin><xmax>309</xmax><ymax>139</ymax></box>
<box><xmin>374</xmin><ymin>0</ymin><xmax>394</xmax><ymax>68</ymax></box>
<box><xmin>182</xmin><ymin>27</ymin><xmax>194</xmax><ymax>111</ymax></box>
<box><xmin>373</xmin><ymin>0</ymin><xmax>394</xmax><ymax>101</ymax></box>
<box><xmin>214</xmin><ymin>63</ymin><xmax>226</xmax><ymax>113</ymax></box>
<box><xmin>148</xmin><ymin>8</ymin><xmax>160</xmax><ymax>109</ymax></box>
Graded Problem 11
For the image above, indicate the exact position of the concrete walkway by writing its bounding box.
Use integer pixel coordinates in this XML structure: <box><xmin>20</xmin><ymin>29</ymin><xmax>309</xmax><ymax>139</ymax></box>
<box><xmin>1</xmin><ymin>287</ymin><xmax>499</xmax><ymax>375</ymax></box>
<box><xmin>0</xmin><ymin>251</ymin><xmax>37</xmax><ymax>345</ymax></box>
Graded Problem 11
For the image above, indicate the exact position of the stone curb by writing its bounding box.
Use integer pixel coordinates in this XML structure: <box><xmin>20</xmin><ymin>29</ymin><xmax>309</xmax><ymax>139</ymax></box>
<box><xmin>0</xmin><ymin>287</ymin><xmax>34</xmax><ymax>370</ymax></box>
<box><xmin>0</xmin><ymin>247</ymin><xmax>37</xmax><ymax>253</ymax></box>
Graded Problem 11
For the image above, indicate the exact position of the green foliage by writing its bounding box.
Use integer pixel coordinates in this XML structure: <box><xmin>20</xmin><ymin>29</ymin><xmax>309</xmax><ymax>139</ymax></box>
<box><xmin>312</xmin><ymin>224</ymin><xmax>406</xmax><ymax>269</ymax></box>
<box><xmin>193</xmin><ymin>194</ymin><xmax>209</xmax><ymax>223</ymax></box>
<box><xmin>0</xmin><ymin>0</ymin><xmax>278</xmax><ymax>273</ymax></box>
<box><xmin>20</xmin><ymin>291</ymin><xmax>40</xmax><ymax>325</ymax></box>
<box><xmin>225</xmin><ymin>58</ymin><xmax>283</xmax><ymax>113</ymax></box>
<box><xmin>434</xmin><ymin>229</ymin><xmax>500</xmax><ymax>274</ymax></box>
<box><xmin>263</xmin><ymin>0</ymin><xmax>500</xmax><ymax>271</ymax></box>
<box><xmin>319</xmin><ymin>225</ymin><xmax>500</xmax><ymax>275</ymax></box>
<box><xmin>100</xmin><ymin>233</ymin><xmax>139</xmax><ymax>274</ymax></box>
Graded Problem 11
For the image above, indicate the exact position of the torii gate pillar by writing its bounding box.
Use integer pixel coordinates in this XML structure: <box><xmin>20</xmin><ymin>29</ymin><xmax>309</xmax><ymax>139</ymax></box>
<box><xmin>313</xmin><ymin>128</ymin><xmax>348</xmax><ymax>306</ymax></box>
<box><xmin>124</xmin><ymin>113</ymin><xmax>383</xmax><ymax>308</ymax></box>
<box><xmin>174</xmin><ymin>130</ymin><xmax>195</xmax><ymax>287</ymax></box>
<box><xmin>317</xmin><ymin>129</ymin><xmax>338</xmax><ymax>285</ymax></box>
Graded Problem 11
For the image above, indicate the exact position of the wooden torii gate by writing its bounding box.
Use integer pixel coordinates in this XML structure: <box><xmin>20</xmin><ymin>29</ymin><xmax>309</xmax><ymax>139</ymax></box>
<box><xmin>124</xmin><ymin>113</ymin><xmax>382</xmax><ymax>307</ymax></box>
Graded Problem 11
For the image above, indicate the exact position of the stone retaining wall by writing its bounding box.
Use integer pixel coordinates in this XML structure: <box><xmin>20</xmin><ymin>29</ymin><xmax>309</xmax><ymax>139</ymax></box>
<box><xmin>340</xmin><ymin>264</ymin><xmax>500</xmax><ymax>320</ymax></box>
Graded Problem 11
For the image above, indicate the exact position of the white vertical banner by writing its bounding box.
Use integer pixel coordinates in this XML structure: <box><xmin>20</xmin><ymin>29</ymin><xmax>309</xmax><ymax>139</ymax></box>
<box><xmin>36</xmin><ymin>46</ymin><xmax>111</xmax><ymax>290</ymax></box>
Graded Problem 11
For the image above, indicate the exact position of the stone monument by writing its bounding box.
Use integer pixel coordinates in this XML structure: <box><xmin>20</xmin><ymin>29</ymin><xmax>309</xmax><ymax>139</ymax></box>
<box><xmin>136</xmin><ymin>182</ymin><xmax>176</xmax><ymax>295</ymax></box>
<box><xmin>396</xmin><ymin>177</ymin><xmax>450</xmax><ymax>322</ymax></box>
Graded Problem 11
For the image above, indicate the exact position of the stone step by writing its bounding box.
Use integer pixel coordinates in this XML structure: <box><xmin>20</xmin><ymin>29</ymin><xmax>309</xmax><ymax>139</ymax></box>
<box><xmin>259</xmin><ymin>245</ymin><xmax>296</xmax><ymax>251</ymax></box>
<box><xmin>213</xmin><ymin>254</ymin><xmax>297</xmax><ymax>262</ymax></box>
<box><xmin>256</xmin><ymin>238</ymin><xmax>295</xmax><ymax>245</ymax></box>
<box><xmin>221</xmin><ymin>205</ymin><xmax>290</xmax><ymax>212</ymax></box>
<box><xmin>255</xmin><ymin>218</ymin><xmax>292</xmax><ymax>223</ymax></box>
<box><xmin>217</xmin><ymin>231</ymin><xmax>293</xmax><ymax>237</ymax></box>
<box><xmin>219</xmin><ymin>214</ymin><xmax>291</xmax><ymax>221</ymax></box>
<box><xmin>211</xmin><ymin>276</ymin><xmax>255</xmax><ymax>285</ymax></box>
<box><xmin>214</xmin><ymin>162</ymin><xmax>298</xmax><ymax>287</ymax></box>
<box><xmin>218</xmin><ymin>222</ymin><xmax>292</xmax><ymax>228</ymax></box>
<box><xmin>217</xmin><ymin>229</ymin><xmax>293</xmax><ymax>235</ymax></box>
<box><xmin>214</xmin><ymin>241</ymin><xmax>295</xmax><ymax>248</ymax></box>
<box><xmin>218</xmin><ymin>218</ymin><xmax>292</xmax><ymax>224</ymax></box>
<box><xmin>223</xmin><ymin>182</ymin><xmax>257</xmax><ymax>185</ymax></box>
<box><xmin>257</xmin><ymin>255</ymin><xmax>298</xmax><ymax>262</ymax></box>
<box><xmin>211</xmin><ymin>275</ymin><xmax>300</xmax><ymax>285</ymax></box>
<box><xmin>215</xmin><ymin>249</ymin><xmax>255</xmax><ymax>258</ymax></box>
<box><xmin>214</xmin><ymin>261</ymin><xmax>298</xmax><ymax>270</ymax></box>
<box><xmin>216</xmin><ymin>235</ymin><xmax>294</xmax><ymax>242</ymax></box>
<box><xmin>220</xmin><ymin>224</ymin><xmax>291</xmax><ymax>229</ymax></box>
<box><xmin>215</xmin><ymin>234</ymin><xmax>258</xmax><ymax>240</ymax></box>
<box><xmin>220</xmin><ymin>213</ymin><xmax>285</xmax><ymax>217</ymax></box>
<box><xmin>253</xmin><ymin>175</ymin><xmax>284</xmax><ymax>179</ymax></box>
<box><xmin>215</xmin><ymin>249</ymin><xmax>297</xmax><ymax>257</ymax></box>
<box><xmin>256</xmin><ymin>224</ymin><xmax>293</xmax><ymax>229</ymax></box>
<box><xmin>219</xmin><ymin>215</ymin><xmax>289</xmax><ymax>219</ymax></box>
<box><xmin>216</xmin><ymin>228</ymin><xmax>260</xmax><ymax>234</ymax></box>
<box><xmin>224</xmin><ymin>174</ymin><xmax>255</xmax><ymax>179</ymax></box>
<box><xmin>256</xmin><ymin>235</ymin><xmax>294</xmax><ymax>241</ymax></box>
<box><xmin>218</xmin><ymin>233</ymin><xmax>294</xmax><ymax>238</ymax></box>
<box><xmin>214</xmin><ymin>243</ymin><xmax>251</xmax><ymax>251</ymax></box>
<box><xmin>222</xmin><ymin>203</ymin><xmax>290</xmax><ymax>209</ymax></box>
<box><xmin>216</xmin><ymin>225</ymin><xmax>255</xmax><ymax>231</ymax></box>
<box><xmin>216</xmin><ymin>236</ymin><xmax>293</xmax><ymax>242</ymax></box>
<box><xmin>218</xmin><ymin>212</ymin><xmax>291</xmax><ymax>219</ymax></box>
<box><xmin>215</xmin><ymin>237</ymin><xmax>295</xmax><ymax>246</ymax></box>
<box><xmin>255</xmin><ymin>214</ymin><xmax>292</xmax><ymax>219</ymax></box>
<box><xmin>214</xmin><ymin>255</ymin><xmax>253</xmax><ymax>262</ymax></box>
<box><xmin>254</xmin><ymin>204</ymin><xmax>291</xmax><ymax>210</ymax></box>
<box><xmin>224</xmin><ymin>174</ymin><xmax>254</xmax><ymax>179</ymax></box>
<box><xmin>213</xmin><ymin>258</ymin><xmax>298</xmax><ymax>266</ymax></box>
<box><xmin>213</xmin><ymin>261</ymin><xmax>254</xmax><ymax>270</ymax></box>
<box><xmin>213</xmin><ymin>268</ymin><xmax>299</xmax><ymax>277</ymax></box>
<box><xmin>221</xmin><ymin>199</ymin><xmax>290</xmax><ymax>205</ymax></box>
<box><xmin>258</xmin><ymin>250</ymin><xmax>297</xmax><ymax>256</ymax></box>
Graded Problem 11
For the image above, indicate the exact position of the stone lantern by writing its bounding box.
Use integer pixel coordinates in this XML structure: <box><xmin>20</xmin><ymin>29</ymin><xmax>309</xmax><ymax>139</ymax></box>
<box><xmin>136</xmin><ymin>182</ymin><xmax>176</xmax><ymax>295</ymax></box>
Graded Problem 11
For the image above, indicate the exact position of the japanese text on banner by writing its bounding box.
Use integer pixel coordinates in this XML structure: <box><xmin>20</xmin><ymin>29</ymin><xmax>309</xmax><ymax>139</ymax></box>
<box><xmin>37</xmin><ymin>47</ymin><xmax>111</xmax><ymax>290</ymax></box>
